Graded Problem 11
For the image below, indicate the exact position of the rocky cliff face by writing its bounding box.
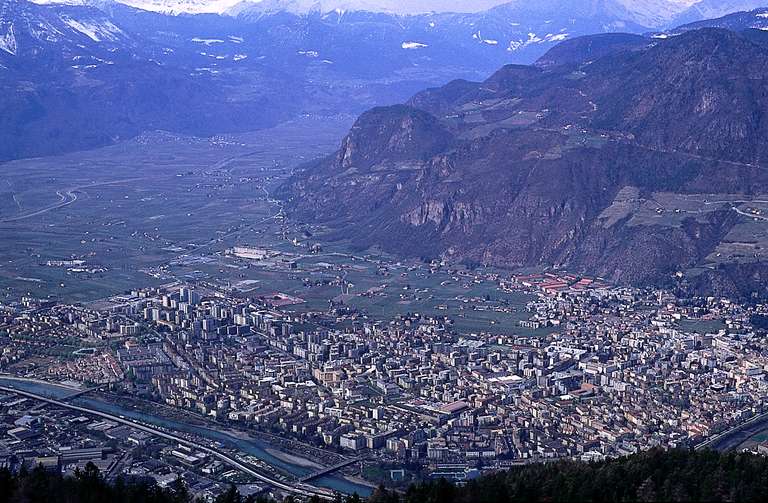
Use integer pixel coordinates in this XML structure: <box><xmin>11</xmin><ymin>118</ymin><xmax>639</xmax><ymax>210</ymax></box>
<box><xmin>281</xmin><ymin>28</ymin><xmax>768</xmax><ymax>299</ymax></box>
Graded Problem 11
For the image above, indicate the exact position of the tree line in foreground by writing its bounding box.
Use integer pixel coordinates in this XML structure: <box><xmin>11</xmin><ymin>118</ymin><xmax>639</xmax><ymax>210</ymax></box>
<box><xmin>368</xmin><ymin>448</ymin><xmax>768</xmax><ymax>503</ymax></box>
<box><xmin>2</xmin><ymin>448</ymin><xmax>768</xmax><ymax>502</ymax></box>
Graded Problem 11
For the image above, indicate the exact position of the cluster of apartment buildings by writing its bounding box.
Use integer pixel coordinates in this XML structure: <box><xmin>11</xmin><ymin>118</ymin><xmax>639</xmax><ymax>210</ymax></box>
<box><xmin>3</xmin><ymin>273</ymin><xmax>768</xmax><ymax>482</ymax></box>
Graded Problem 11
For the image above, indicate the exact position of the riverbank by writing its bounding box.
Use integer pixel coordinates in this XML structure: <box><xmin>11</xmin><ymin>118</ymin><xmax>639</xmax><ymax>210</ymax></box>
<box><xmin>343</xmin><ymin>474</ymin><xmax>379</xmax><ymax>491</ymax></box>
<box><xmin>693</xmin><ymin>409</ymin><xmax>768</xmax><ymax>453</ymax></box>
<box><xmin>265</xmin><ymin>448</ymin><xmax>323</xmax><ymax>469</ymax></box>
<box><xmin>98</xmin><ymin>392</ymin><xmax>345</xmax><ymax>471</ymax></box>
<box><xmin>0</xmin><ymin>376</ymin><xmax>373</xmax><ymax>496</ymax></box>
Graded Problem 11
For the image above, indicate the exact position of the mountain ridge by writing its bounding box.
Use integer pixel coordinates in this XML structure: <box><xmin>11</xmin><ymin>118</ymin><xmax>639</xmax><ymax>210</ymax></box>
<box><xmin>280</xmin><ymin>27</ymin><xmax>768</xmax><ymax>299</ymax></box>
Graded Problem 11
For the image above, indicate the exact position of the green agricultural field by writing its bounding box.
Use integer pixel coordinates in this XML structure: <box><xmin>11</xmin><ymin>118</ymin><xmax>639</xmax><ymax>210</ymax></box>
<box><xmin>0</xmin><ymin>117</ymin><xmax>352</xmax><ymax>302</ymax></box>
<box><xmin>678</xmin><ymin>318</ymin><xmax>726</xmax><ymax>334</ymax></box>
<box><xmin>0</xmin><ymin>114</ymin><xmax>552</xmax><ymax>337</ymax></box>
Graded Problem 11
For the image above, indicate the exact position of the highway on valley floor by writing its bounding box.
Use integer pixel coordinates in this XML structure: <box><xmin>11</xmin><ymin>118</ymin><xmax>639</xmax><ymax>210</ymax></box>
<box><xmin>0</xmin><ymin>178</ymin><xmax>149</xmax><ymax>223</ymax></box>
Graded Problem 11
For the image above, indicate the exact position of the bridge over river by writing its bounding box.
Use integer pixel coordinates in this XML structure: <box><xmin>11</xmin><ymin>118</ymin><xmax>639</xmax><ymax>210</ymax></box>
<box><xmin>300</xmin><ymin>457</ymin><xmax>362</xmax><ymax>483</ymax></box>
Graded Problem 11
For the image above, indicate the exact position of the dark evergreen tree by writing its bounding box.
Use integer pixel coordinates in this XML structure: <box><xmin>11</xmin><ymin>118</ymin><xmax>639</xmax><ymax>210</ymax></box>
<box><xmin>215</xmin><ymin>485</ymin><xmax>242</xmax><ymax>503</ymax></box>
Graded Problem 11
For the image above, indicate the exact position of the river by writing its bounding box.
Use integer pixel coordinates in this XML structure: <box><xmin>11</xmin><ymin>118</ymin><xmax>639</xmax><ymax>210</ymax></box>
<box><xmin>0</xmin><ymin>377</ymin><xmax>372</xmax><ymax>496</ymax></box>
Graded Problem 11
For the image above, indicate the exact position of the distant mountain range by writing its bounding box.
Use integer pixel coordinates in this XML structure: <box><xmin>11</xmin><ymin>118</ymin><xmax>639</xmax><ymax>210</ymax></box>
<box><xmin>673</xmin><ymin>5</ymin><xmax>768</xmax><ymax>32</ymax></box>
<box><xmin>0</xmin><ymin>0</ymin><xmax>655</xmax><ymax>161</ymax></box>
<box><xmin>84</xmin><ymin>0</ymin><xmax>511</xmax><ymax>16</ymax></box>
<box><xmin>671</xmin><ymin>0</ymin><xmax>768</xmax><ymax>25</ymax></box>
<box><xmin>26</xmin><ymin>0</ymin><xmax>768</xmax><ymax>27</ymax></box>
<box><xmin>2</xmin><ymin>0</ymin><xmax>768</xmax><ymax>160</ymax></box>
<box><xmin>3</xmin><ymin>1</ymin><xmax>768</xmax><ymax>162</ymax></box>
<box><xmin>280</xmin><ymin>20</ymin><xmax>768</xmax><ymax>300</ymax></box>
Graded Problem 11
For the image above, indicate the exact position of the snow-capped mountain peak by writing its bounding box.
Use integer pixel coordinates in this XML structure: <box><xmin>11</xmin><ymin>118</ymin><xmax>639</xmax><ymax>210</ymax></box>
<box><xmin>21</xmin><ymin>1</ymin><xmax>768</xmax><ymax>29</ymax></box>
<box><xmin>29</xmin><ymin>0</ymin><xmax>243</xmax><ymax>15</ymax></box>
<box><xmin>614</xmin><ymin>0</ymin><xmax>698</xmax><ymax>26</ymax></box>
<box><xmin>111</xmin><ymin>0</ymin><xmax>243</xmax><ymax>15</ymax></box>
<box><xmin>27</xmin><ymin>0</ymin><xmax>514</xmax><ymax>16</ymax></box>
